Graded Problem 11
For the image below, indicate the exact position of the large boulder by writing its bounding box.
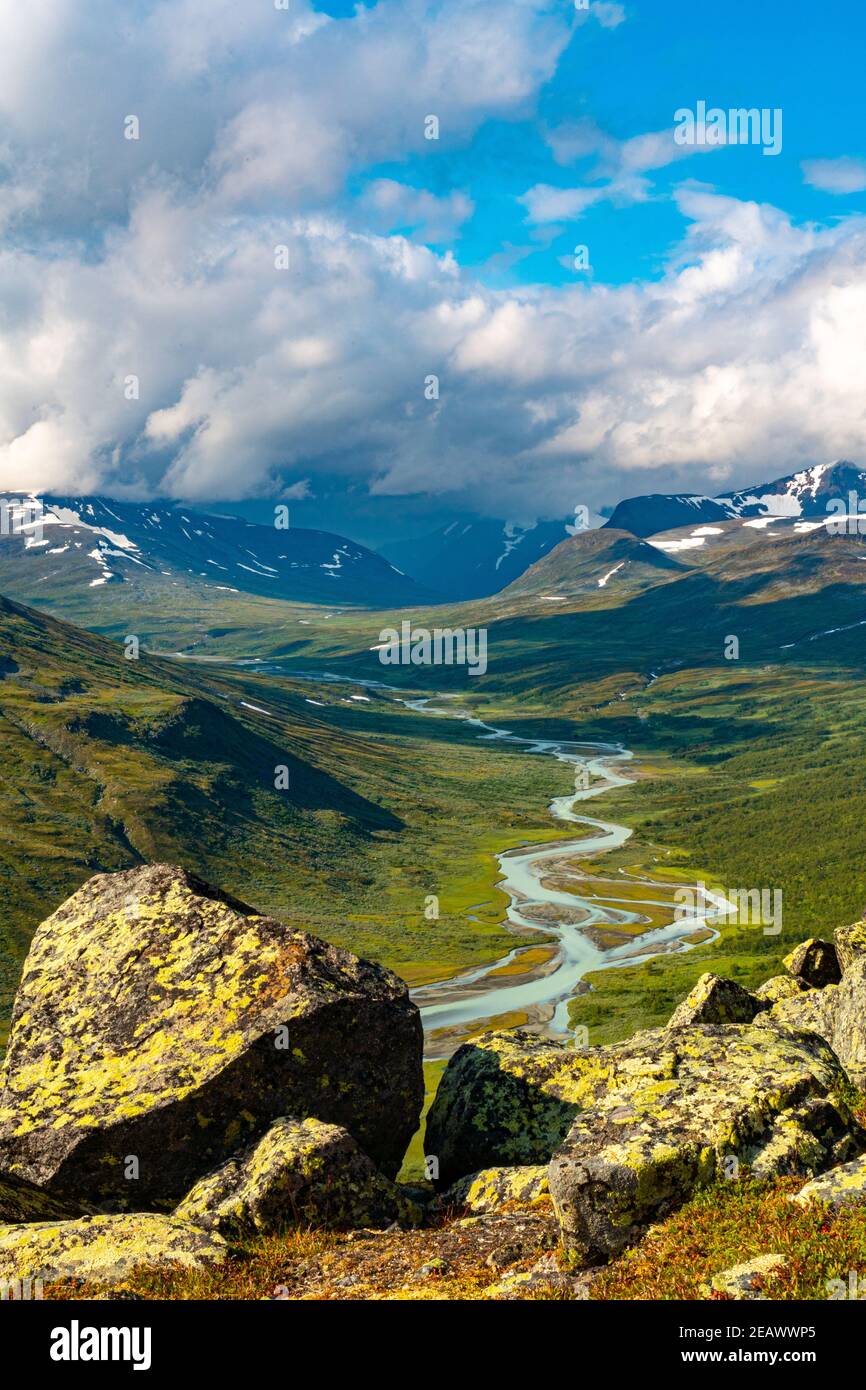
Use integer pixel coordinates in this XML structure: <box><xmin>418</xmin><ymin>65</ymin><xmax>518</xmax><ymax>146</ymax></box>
<box><xmin>783</xmin><ymin>939</ymin><xmax>840</xmax><ymax>988</ymax></box>
<box><xmin>0</xmin><ymin>1213</ymin><xmax>226</xmax><ymax>1286</ymax></box>
<box><xmin>666</xmin><ymin>973</ymin><xmax>762</xmax><ymax>1028</ymax></box>
<box><xmin>835</xmin><ymin>921</ymin><xmax>866</xmax><ymax>975</ymax></box>
<box><xmin>0</xmin><ymin>865</ymin><xmax>423</xmax><ymax>1206</ymax></box>
<box><xmin>174</xmin><ymin>1116</ymin><xmax>422</xmax><ymax>1238</ymax></box>
<box><xmin>424</xmin><ymin>1031</ymin><xmax>620</xmax><ymax>1188</ymax></box>
<box><xmin>756</xmin><ymin>983</ymin><xmax>839</xmax><ymax>1046</ymax></box>
<box><xmin>759</xmin><ymin>955</ymin><xmax>866</xmax><ymax>1087</ymax></box>
<box><xmin>548</xmin><ymin>1024</ymin><xmax>863</xmax><ymax>1267</ymax></box>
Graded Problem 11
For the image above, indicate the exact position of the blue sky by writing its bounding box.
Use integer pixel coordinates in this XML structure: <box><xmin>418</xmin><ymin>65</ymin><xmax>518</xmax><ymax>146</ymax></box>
<box><xmin>0</xmin><ymin>0</ymin><xmax>864</xmax><ymax>536</ymax></box>
<box><xmin>359</xmin><ymin>0</ymin><xmax>866</xmax><ymax>287</ymax></box>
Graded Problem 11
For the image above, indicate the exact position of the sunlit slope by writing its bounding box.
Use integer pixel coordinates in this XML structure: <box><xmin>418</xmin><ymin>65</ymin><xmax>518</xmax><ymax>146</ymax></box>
<box><xmin>498</xmin><ymin>528</ymin><xmax>684</xmax><ymax>600</ymax></box>
<box><xmin>243</xmin><ymin>524</ymin><xmax>866</xmax><ymax>697</ymax></box>
<box><xmin>0</xmin><ymin>592</ymin><xmax>408</xmax><ymax>1020</ymax></box>
<box><xmin>0</xmin><ymin>591</ymin><xmax>593</xmax><ymax>1039</ymax></box>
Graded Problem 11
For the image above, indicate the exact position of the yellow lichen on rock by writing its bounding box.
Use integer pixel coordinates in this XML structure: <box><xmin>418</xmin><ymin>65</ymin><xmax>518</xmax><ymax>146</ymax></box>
<box><xmin>174</xmin><ymin>1115</ymin><xmax>423</xmax><ymax>1237</ymax></box>
<box><xmin>0</xmin><ymin>865</ymin><xmax>423</xmax><ymax>1204</ymax></box>
<box><xmin>444</xmin><ymin>1166</ymin><xmax>550</xmax><ymax>1215</ymax></box>
<box><xmin>790</xmin><ymin>1155</ymin><xmax>866</xmax><ymax>1210</ymax></box>
<box><xmin>0</xmin><ymin>1213</ymin><xmax>227</xmax><ymax>1285</ymax></box>
<box><xmin>549</xmin><ymin>1022</ymin><xmax>864</xmax><ymax>1266</ymax></box>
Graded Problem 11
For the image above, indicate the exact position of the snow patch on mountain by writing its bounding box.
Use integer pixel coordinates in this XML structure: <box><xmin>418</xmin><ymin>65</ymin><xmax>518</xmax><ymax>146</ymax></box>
<box><xmin>650</xmin><ymin>535</ymin><xmax>708</xmax><ymax>552</ymax></box>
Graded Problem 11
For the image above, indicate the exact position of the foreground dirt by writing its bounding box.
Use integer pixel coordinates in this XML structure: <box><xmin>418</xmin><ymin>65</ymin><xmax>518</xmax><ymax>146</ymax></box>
<box><xmin>48</xmin><ymin>1200</ymin><xmax>597</xmax><ymax>1302</ymax></box>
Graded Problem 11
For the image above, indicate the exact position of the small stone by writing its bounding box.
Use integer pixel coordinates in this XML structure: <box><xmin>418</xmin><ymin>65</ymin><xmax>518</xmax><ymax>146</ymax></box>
<box><xmin>484</xmin><ymin>1256</ymin><xmax>590</xmax><ymax>1300</ymax></box>
<box><xmin>483</xmin><ymin>1270</ymin><xmax>535</xmax><ymax>1299</ymax></box>
<box><xmin>485</xmin><ymin>1244</ymin><xmax>523</xmax><ymax>1271</ymax></box>
<box><xmin>790</xmin><ymin>1155</ymin><xmax>866</xmax><ymax>1210</ymax></box>
<box><xmin>700</xmin><ymin>1254</ymin><xmax>788</xmax><ymax>1300</ymax></box>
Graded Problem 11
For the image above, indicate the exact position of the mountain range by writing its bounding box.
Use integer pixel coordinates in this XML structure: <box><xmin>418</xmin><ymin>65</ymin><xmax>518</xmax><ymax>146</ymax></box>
<box><xmin>0</xmin><ymin>495</ymin><xmax>430</xmax><ymax>611</ymax></box>
<box><xmin>381</xmin><ymin>461</ymin><xmax>866</xmax><ymax>597</ymax></box>
<box><xmin>1</xmin><ymin>463</ymin><xmax>862</xmax><ymax>623</ymax></box>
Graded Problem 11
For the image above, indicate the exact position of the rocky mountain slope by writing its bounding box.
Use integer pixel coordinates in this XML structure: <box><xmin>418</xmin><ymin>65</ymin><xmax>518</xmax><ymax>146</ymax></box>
<box><xmin>498</xmin><ymin>527</ymin><xmax>684</xmax><ymax>601</ymax></box>
<box><xmin>0</xmin><ymin>494</ymin><xmax>430</xmax><ymax>614</ymax></box>
<box><xmin>605</xmin><ymin>460</ymin><xmax>866</xmax><ymax>538</ymax></box>
<box><xmin>379</xmin><ymin>515</ymin><xmax>603</xmax><ymax>600</ymax></box>
<box><xmin>293</xmin><ymin>459</ymin><xmax>866</xmax><ymax>603</ymax></box>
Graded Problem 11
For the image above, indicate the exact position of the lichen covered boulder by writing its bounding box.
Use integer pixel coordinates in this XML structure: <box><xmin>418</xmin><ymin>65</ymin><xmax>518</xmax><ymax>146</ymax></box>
<box><xmin>760</xmin><ymin>956</ymin><xmax>866</xmax><ymax>1087</ymax></box>
<box><xmin>424</xmin><ymin>1031</ymin><xmax>622</xmax><ymax>1188</ymax></box>
<box><xmin>783</xmin><ymin>939</ymin><xmax>840</xmax><ymax>988</ymax></box>
<box><xmin>0</xmin><ymin>865</ymin><xmax>423</xmax><ymax>1205</ymax></box>
<box><xmin>754</xmin><ymin>975</ymin><xmax>810</xmax><ymax>1004</ymax></box>
<box><xmin>548</xmin><ymin>1024</ymin><xmax>864</xmax><ymax>1267</ymax></box>
<box><xmin>0</xmin><ymin>1213</ymin><xmax>226</xmax><ymax>1286</ymax></box>
<box><xmin>444</xmin><ymin>1166</ymin><xmax>549</xmax><ymax>1215</ymax></box>
<box><xmin>667</xmin><ymin>973</ymin><xmax>762</xmax><ymax>1028</ymax></box>
<box><xmin>804</xmin><ymin>958</ymin><xmax>866</xmax><ymax>1086</ymax></box>
<box><xmin>757</xmin><ymin>982</ymin><xmax>839</xmax><ymax>1045</ymax></box>
<box><xmin>790</xmin><ymin>1155</ymin><xmax>866</xmax><ymax>1210</ymax></box>
<box><xmin>0</xmin><ymin>1173</ymin><xmax>80</xmax><ymax>1225</ymax></box>
<box><xmin>174</xmin><ymin>1116</ymin><xmax>422</xmax><ymax>1237</ymax></box>
<box><xmin>835</xmin><ymin>921</ymin><xmax>866</xmax><ymax>975</ymax></box>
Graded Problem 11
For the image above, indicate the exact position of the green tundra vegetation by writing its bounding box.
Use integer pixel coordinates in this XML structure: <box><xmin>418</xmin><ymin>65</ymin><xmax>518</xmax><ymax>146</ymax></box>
<box><xmin>0</xmin><ymin>592</ymin><xmax>582</xmax><ymax>1041</ymax></box>
<box><xmin>4</xmin><ymin>518</ymin><xmax>866</xmax><ymax>1059</ymax></box>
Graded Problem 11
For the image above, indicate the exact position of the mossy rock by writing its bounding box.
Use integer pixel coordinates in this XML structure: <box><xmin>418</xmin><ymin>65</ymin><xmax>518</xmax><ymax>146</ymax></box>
<box><xmin>754</xmin><ymin>975</ymin><xmax>810</xmax><ymax>1003</ymax></box>
<box><xmin>790</xmin><ymin>1154</ymin><xmax>866</xmax><ymax>1210</ymax></box>
<box><xmin>760</xmin><ymin>955</ymin><xmax>866</xmax><ymax>1088</ymax></box>
<box><xmin>444</xmin><ymin>1166</ymin><xmax>549</xmax><ymax>1215</ymax></box>
<box><xmin>0</xmin><ymin>865</ymin><xmax>424</xmax><ymax>1205</ymax></box>
<box><xmin>548</xmin><ymin>1023</ymin><xmax>864</xmax><ymax>1267</ymax></box>
<box><xmin>700</xmin><ymin>1254</ymin><xmax>787</xmax><ymax>1300</ymax></box>
<box><xmin>174</xmin><ymin>1116</ymin><xmax>423</xmax><ymax>1238</ymax></box>
<box><xmin>667</xmin><ymin>973</ymin><xmax>762</xmax><ymax>1028</ymax></box>
<box><xmin>835</xmin><ymin>921</ymin><xmax>866</xmax><ymax>975</ymax></box>
<box><xmin>782</xmin><ymin>939</ymin><xmax>840</xmax><ymax>988</ymax></box>
<box><xmin>424</xmin><ymin>1030</ymin><xmax>621</xmax><ymax>1188</ymax></box>
<box><xmin>0</xmin><ymin>1213</ymin><xmax>226</xmax><ymax>1286</ymax></box>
